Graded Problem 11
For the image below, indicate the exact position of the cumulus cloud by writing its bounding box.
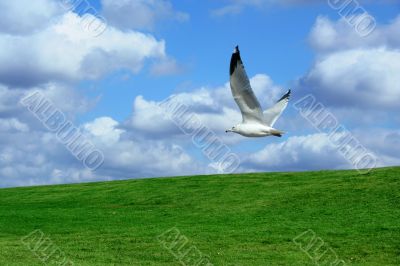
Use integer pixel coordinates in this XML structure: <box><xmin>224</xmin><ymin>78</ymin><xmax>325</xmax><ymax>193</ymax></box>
<box><xmin>125</xmin><ymin>74</ymin><xmax>288</xmax><ymax>140</ymax></box>
<box><xmin>298</xmin><ymin>48</ymin><xmax>400</xmax><ymax>110</ymax></box>
<box><xmin>0</xmin><ymin>0</ymin><xmax>63</xmax><ymax>34</ymax></box>
<box><xmin>101</xmin><ymin>0</ymin><xmax>189</xmax><ymax>31</ymax></box>
<box><xmin>0</xmin><ymin>91</ymin><xmax>92</xmax><ymax>187</ymax></box>
<box><xmin>278</xmin><ymin>13</ymin><xmax>400</xmax><ymax>173</ymax></box>
<box><xmin>1</xmin><ymin>2</ymin><xmax>398</xmax><ymax>188</ymax></box>
<box><xmin>0</xmin><ymin>74</ymin><xmax>288</xmax><ymax>187</ymax></box>
<box><xmin>1</xmin><ymin>71</ymin><xmax>398</xmax><ymax>187</ymax></box>
<box><xmin>2</xmin><ymin>88</ymin><xmax>95</xmax><ymax>189</ymax></box>
<box><xmin>0</xmin><ymin>12</ymin><xmax>166</xmax><ymax>87</ymax></box>
<box><xmin>0</xmin><ymin>118</ymin><xmax>29</xmax><ymax>133</ymax></box>
<box><xmin>241</xmin><ymin>12</ymin><xmax>400</xmax><ymax>175</ymax></box>
<box><xmin>0</xmin><ymin>85</ymin><xmax>201</xmax><ymax>187</ymax></box>
<box><xmin>353</xmin><ymin>128</ymin><xmax>400</xmax><ymax>162</ymax></box>
<box><xmin>0</xmin><ymin>0</ymin><xmax>193</xmax><ymax>187</ymax></box>
<box><xmin>211</xmin><ymin>0</ymin><xmax>334</xmax><ymax>16</ymax></box>
<box><xmin>211</xmin><ymin>0</ymin><xmax>394</xmax><ymax>16</ymax></box>
<box><xmin>0</xmin><ymin>83</ymin><xmax>96</xmax><ymax>133</ymax></box>
<box><xmin>0</xmin><ymin>86</ymin><xmax>24</xmax><ymax>118</ymax></box>
<box><xmin>243</xmin><ymin>130</ymin><xmax>400</xmax><ymax>172</ymax></box>
<box><xmin>82</xmin><ymin>117</ymin><xmax>200</xmax><ymax>179</ymax></box>
<box><xmin>309</xmin><ymin>15</ymin><xmax>400</xmax><ymax>53</ymax></box>
<box><xmin>295</xmin><ymin>12</ymin><xmax>400</xmax><ymax>121</ymax></box>
<box><xmin>243</xmin><ymin>133</ymin><xmax>350</xmax><ymax>171</ymax></box>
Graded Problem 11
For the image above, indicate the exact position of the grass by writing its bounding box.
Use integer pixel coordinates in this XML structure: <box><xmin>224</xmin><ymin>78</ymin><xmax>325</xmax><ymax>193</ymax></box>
<box><xmin>0</xmin><ymin>167</ymin><xmax>399</xmax><ymax>265</ymax></box>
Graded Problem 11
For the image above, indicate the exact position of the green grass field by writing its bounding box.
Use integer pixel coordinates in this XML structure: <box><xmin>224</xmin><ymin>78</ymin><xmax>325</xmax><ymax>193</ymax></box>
<box><xmin>0</xmin><ymin>167</ymin><xmax>399</xmax><ymax>265</ymax></box>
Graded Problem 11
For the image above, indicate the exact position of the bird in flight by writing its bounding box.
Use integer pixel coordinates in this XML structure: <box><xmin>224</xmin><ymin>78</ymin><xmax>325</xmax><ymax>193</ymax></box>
<box><xmin>226</xmin><ymin>46</ymin><xmax>291</xmax><ymax>137</ymax></box>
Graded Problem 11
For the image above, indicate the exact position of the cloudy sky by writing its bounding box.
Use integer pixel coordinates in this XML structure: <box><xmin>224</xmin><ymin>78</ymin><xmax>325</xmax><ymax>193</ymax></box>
<box><xmin>0</xmin><ymin>0</ymin><xmax>399</xmax><ymax>187</ymax></box>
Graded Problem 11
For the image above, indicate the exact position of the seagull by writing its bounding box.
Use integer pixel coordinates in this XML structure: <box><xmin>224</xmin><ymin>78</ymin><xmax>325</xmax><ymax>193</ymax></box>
<box><xmin>226</xmin><ymin>46</ymin><xmax>291</xmax><ymax>137</ymax></box>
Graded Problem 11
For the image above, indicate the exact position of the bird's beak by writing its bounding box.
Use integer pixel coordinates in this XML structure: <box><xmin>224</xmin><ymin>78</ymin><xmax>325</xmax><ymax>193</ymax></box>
<box><xmin>225</xmin><ymin>129</ymin><xmax>231</xmax><ymax>133</ymax></box>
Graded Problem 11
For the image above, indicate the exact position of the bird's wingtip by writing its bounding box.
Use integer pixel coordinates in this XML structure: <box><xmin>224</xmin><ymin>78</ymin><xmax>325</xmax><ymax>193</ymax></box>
<box><xmin>277</xmin><ymin>89</ymin><xmax>291</xmax><ymax>103</ymax></box>
<box><xmin>230</xmin><ymin>45</ymin><xmax>242</xmax><ymax>75</ymax></box>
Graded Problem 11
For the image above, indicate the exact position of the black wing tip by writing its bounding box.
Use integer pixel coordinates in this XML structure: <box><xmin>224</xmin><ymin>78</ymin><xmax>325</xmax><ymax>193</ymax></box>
<box><xmin>277</xmin><ymin>89</ymin><xmax>291</xmax><ymax>103</ymax></box>
<box><xmin>230</xmin><ymin>45</ymin><xmax>241</xmax><ymax>76</ymax></box>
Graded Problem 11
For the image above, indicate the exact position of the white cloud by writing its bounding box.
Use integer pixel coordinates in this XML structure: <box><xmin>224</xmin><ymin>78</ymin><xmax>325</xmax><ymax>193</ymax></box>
<box><xmin>0</xmin><ymin>118</ymin><xmax>29</xmax><ymax>133</ymax></box>
<box><xmin>212</xmin><ymin>0</ymin><xmax>394</xmax><ymax>16</ymax></box>
<box><xmin>0</xmin><ymin>0</ymin><xmax>63</xmax><ymax>34</ymax></box>
<box><xmin>298</xmin><ymin>48</ymin><xmax>400</xmax><ymax>110</ymax></box>
<box><xmin>0</xmin><ymin>107</ymin><xmax>200</xmax><ymax>187</ymax></box>
<box><xmin>0</xmin><ymin>1</ymin><xmax>193</xmax><ymax>187</ymax></box>
<box><xmin>0</xmin><ymin>83</ymin><xmax>95</xmax><ymax>129</ymax></box>
<box><xmin>243</xmin><ymin>130</ymin><xmax>400</xmax><ymax>172</ymax></box>
<box><xmin>0</xmin><ymin>74</ymin><xmax>289</xmax><ymax>187</ymax></box>
<box><xmin>211</xmin><ymin>0</ymin><xmax>332</xmax><ymax>16</ymax></box>
<box><xmin>244</xmin><ymin>133</ymin><xmax>350</xmax><ymax>171</ymax></box>
<box><xmin>1</xmin><ymin>3</ymin><xmax>399</xmax><ymax>188</ymax></box>
<box><xmin>309</xmin><ymin>15</ymin><xmax>400</xmax><ymax>54</ymax></box>
<box><xmin>296</xmin><ymin>13</ymin><xmax>400</xmax><ymax>117</ymax></box>
<box><xmin>241</xmin><ymin>13</ymin><xmax>400</xmax><ymax>174</ymax></box>
<box><xmin>0</xmin><ymin>12</ymin><xmax>166</xmax><ymax>87</ymax></box>
<box><xmin>0</xmin><ymin>85</ymin><xmax>24</xmax><ymax>117</ymax></box>
<box><xmin>354</xmin><ymin>128</ymin><xmax>400</xmax><ymax>160</ymax></box>
<box><xmin>101</xmin><ymin>0</ymin><xmax>189</xmax><ymax>31</ymax></box>
<box><xmin>83</xmin><ymin>117</ymin><xmax>123</xmax><ymax>144</ymax></box>
<box><xmin>0</xmin><ymin>71</ymin><xmax>398</xmax><ymax>187</ymax></box>
<box><xmin>240</xmin><ymin>13</ymin><xmax>400</xmax><ymax>174</ymax></box>
<box><xmin>0</xmin><ymin>84</ymin><xmax>201</xmax><ymax>187</ymax></box>
<box><xmin>82</xmin><ymin>117</ymin><xmax>200</xmax><ymax>179</ymax></box>
<box><xmin>126</xmin><ymin>74</ymin><xmax>287</xmax><ymax>141</ymax></box>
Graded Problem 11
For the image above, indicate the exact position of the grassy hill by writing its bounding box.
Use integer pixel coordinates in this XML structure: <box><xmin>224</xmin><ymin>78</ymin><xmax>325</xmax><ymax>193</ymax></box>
<box><xmin>0</xmin><ymin>167</ymin><xmax>399</xmax><ymax>265</ymax></box>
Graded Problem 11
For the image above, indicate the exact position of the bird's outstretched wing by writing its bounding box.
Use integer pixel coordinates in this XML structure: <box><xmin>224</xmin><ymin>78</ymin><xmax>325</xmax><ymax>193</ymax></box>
<box><xmin>263</xmin><ymin>90</ymin><xmax>291</xmax><ymax>127</ymax></box>
<box><xmin>230</xmin><ymin>46</ymin><xmax>264</xmax><ymax>123</ymax></box>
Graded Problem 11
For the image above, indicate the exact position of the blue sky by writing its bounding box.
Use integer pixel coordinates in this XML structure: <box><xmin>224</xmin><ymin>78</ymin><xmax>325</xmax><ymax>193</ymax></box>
<box><xmin>79</xmin><ymin>1</ymin><xmax>399</xmax><ymax>120</ymax></box>
<box><xmin>0</xmin><ymin>0</ymin><xmax>399</xmax><ymax>187</ymax></box>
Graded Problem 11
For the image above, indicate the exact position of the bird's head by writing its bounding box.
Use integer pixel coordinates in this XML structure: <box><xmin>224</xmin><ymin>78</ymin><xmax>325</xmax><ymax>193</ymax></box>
<box><xmin>225</xmin><ymin>126</ymin><xmax>237</xmax><ymax>133</ymax></box>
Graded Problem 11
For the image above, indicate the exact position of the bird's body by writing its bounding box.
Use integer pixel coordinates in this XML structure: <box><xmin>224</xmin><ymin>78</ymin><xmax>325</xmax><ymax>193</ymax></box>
<box><xmin>226</xmin><ymin>123</ymin><xmax>283</xmax><ymax>137</ymax></box>
<box><xmin>226</xmin><ymin>46</ymin><xmax>290</xmax><ymax>138</ymax></box>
